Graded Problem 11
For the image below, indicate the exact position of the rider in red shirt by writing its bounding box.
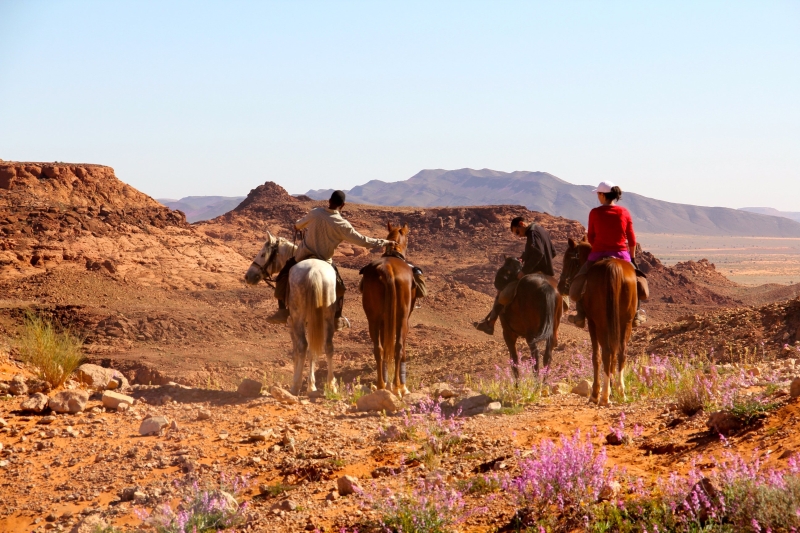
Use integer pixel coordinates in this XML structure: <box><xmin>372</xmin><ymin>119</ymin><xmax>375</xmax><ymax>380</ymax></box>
<box><xmin>568</xmin><ymin>181</ymin><xmax>647</xmax><ymax>328</ymax></box>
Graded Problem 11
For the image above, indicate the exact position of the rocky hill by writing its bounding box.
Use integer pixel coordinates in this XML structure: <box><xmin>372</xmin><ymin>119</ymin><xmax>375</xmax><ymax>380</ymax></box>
<box><xmin>305</xmin><ymin>168</ymin><xmax>800</xmax><ymax>237</ymax></box>
<box><xmin>0</xmin><ymin>162</ymin><xmax>248</xmax><ymax>289</ymax></box>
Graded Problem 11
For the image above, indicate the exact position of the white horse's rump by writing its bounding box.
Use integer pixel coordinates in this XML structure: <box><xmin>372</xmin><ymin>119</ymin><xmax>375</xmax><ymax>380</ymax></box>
<box><xmin>287</xmin><ymin>259</ymin><xmax>338</xmax><ymax>395</ymax></box>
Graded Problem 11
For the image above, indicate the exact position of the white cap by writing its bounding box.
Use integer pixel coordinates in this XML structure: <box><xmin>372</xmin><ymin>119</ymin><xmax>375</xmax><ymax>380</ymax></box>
<box><xmin>592</xmin><ymin>181</ymin><xmax>615</xmax><ymax>193</ymax></box>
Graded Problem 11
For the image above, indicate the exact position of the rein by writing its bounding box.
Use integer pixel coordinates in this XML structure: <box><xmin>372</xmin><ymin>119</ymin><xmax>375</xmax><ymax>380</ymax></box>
<box><xmin>251</xmin><ymin>246</ymin><xmax>279</xmax><ymax>288</ymax></box>
<box><xmin>560</xmin><ymin>249</ymin><xmax>581</xmax><ymax>293</ymax></box>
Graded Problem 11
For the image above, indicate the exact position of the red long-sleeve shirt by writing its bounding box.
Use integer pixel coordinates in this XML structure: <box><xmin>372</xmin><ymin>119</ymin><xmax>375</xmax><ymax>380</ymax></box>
<box><xmin>587</xmin><ymin>205</ymin><xmax>636</xmax><ymax>253</ymax></box>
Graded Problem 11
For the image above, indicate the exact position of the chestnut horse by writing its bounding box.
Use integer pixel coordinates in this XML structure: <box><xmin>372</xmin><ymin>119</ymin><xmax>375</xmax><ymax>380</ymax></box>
<box><xmin>558</xmin><ymin>237</ymin><xmax>638</xmax><ymax>405</ymax></box>
<box><xmin>494</xmin><ymin>258</ymin><xmax>562</xmax><ymax>379</ymax></box>
<box><xmin>359</xmin><ymin>222</ymin><xmax>417</xmax><ymax>396</ymax></box>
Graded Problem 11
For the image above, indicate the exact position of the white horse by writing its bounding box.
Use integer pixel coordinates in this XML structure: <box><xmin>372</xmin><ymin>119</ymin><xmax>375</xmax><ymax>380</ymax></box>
<box><xmin>244</xmin><ymin>231</ymin><xmax>339</xmax><ymax>395</ymax></box>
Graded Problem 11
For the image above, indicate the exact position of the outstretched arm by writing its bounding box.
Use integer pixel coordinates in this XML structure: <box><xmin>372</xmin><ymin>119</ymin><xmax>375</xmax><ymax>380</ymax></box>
<box><xmin>336</xmin><ymin>218</ymin><xmax>391</xmax><ymax>248</ymax></box>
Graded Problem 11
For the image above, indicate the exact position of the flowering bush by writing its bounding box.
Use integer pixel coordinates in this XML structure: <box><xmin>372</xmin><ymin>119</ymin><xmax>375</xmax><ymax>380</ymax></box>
<box><xmin>371</xmin><ymin>474</ymin><xmax>474</xmax><ymax>533</ymax></box>
<box><xmin>503</xmin><ymin>430</ymin><xmax>613</xmax><ymax>527</ymax></box>
<box><xmin>136</xmin><ymin>473</ymin><xmax>249</xmax><ymax>533</ymax></box>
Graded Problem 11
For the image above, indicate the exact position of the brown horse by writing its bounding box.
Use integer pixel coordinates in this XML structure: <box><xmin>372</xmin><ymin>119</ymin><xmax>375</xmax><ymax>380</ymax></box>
<box><xmin>359</xmin><ymin>222</ymin><xmax>417</xmax><ymax>396</ymax></box>
<box><xmin>558</xmin><ymin>237</ymin><xmax>638</xmax><ymax>406</ymax></box>
<box><xmin>494</xmin><ymin>258</ymin><xmax>563</xmax><ymax>379</ymax></box>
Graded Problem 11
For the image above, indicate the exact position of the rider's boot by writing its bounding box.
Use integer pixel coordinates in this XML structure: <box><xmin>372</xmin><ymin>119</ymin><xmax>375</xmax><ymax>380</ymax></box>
<box><xmin>568</xmin><ymin>300</ymin><xmax>586</xmax><ymax>328</ymax></box>
<box><xmin>266</xmin><ymin>300</ymin><xmax>290</xmax><ymax>324</ymax></box>
<box><xmin>334</xmin><ymin>298</ymin><xmax>350</xmax><ymax>332</ymax></box>
<box><xmin>473</xmin><ymin>303</ymin><xmax>502</xmax><ymax>335</ymax></box>
<box><xmin>633</xmin><ymin>302</ymin><xmax>647</xmax><ymax>327</ymax></box>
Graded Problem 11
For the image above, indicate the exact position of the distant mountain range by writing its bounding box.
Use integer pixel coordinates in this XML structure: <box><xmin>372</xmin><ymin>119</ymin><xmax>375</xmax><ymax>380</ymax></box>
<box><xmin>158</xmin><ymin>196</ymin><xmax>245</xmax><ymax>223</ymax></box>
<box><xmin>739</xmin><ymin>207</ymin><xmax>800</xmax><ymax>224</ymax></box>
<box><xmin>305</xmin><ymin>168</ymin><xmax>800</xmax><ymax>237</ymax></box>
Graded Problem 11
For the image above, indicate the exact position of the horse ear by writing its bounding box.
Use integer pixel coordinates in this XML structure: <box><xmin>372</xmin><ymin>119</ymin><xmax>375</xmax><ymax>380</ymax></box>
<box><xmin>387</xmin><ymin>221</ymin><xmax>393</xmax><ymax>231</ymax></box>
<box><xmin>581</xmin><ymin>234</ymin><xmax>588</xmax><ymax>243</ymax></box>
<box><xmin>400</xmin><ymin>223</ymin><xmax>409</xmax><ymax>235</ymax></box>
<box><xmin>568</xmin><ymin>238</ymin><xmax>576</xmax><ymax>248</ymax></box>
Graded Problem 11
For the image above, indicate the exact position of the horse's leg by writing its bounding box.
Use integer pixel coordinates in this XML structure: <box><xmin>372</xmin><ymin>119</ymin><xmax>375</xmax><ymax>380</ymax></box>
<box><xmin>394</xmin><ymin>322</ymin><xmax>410</xmax><ymax>397</ymax></box>
<box><xmin>307</xmin><ymin>331</ymin><xmax>317</xmax><ymax>393</ymax></box>
<box><xmin>526</xmin><ymin>334</ymin><xmax>540</xmax><ymax>375</ymax></box>
<box><xmin>369</xmin><ymin>319</ymin><xmax>385</xmax><ymax>390</ymax></box>
<box><xmin>325</xmin><ymin>306</ymin><xmax>337</xmax><ymax>393</ymax></box>
<box><xmin>588</xmin><ymin>320</ymin><xmax>601</xmax><ymax>404</ymax></box>
<box><xmin>599</xmin><ymin>339</ymin><xmax>612</xmax><ymax>407</ymax></box>
<box><xmin>502</xmin><ymin>326</ymin><xmax>520</xmax><ymax>382</ymax></box>
<box><xmin>616</xmin><ymin>313</ymin><xmax>633</xmax><ymax>402</ymax></box>
<box><xmin>290</xmin><ymin>318</ymin><xmax>307</xmax><ymax>396</ymax></box>
<box><xmin>544</xmin><ymin>336</ymin><xmax>553</xmax><ymax>370</ymax></box>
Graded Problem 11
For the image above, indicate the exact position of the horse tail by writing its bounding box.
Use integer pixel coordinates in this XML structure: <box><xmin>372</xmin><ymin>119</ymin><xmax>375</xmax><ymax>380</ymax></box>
<box><xmin>530</xmin><ymin>281</ymin><xmax>557</xmax><ymax>345</ymax></box>
<box><xmin>382</xmin><ymin>265</ymin><xmax>397</xmax><ymax>384</ymax></box>
<box><xmin>605</xmin><ymin>262</ymin><xmax>623</xmax><ymax>359</ymax></box>
<box><xmin>305</xmin><ymin>264</ymin><xmax>328</xmax><ymax>357</ymax></box>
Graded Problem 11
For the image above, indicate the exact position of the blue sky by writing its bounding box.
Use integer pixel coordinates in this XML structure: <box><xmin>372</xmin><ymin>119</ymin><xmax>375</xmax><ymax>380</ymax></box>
<box><xmin>1</xmin><ymin>1</ymin><xmax>798</xmax><ymax>210</ymax></box>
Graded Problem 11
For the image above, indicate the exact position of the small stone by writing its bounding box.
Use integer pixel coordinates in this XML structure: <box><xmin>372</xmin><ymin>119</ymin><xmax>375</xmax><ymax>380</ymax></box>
<box><xmin>269</xmin><ymin>385</ymin><xmax>300</xmax><ymax>405</ymax></box>
<box><xmin>0</xmin><ymin>418</ymin><xmax>6</xmax><ymax>428</ymax></box>
<box><xmin>356</xmin><ymin>389</ymin><xmax>404</xmax><ymax>413</ymax></box>
<box><xmin>37</xmin><ymin>415</ymin><xmax>57</xmax><ymax>425</ymax></box>
<box><xmin>326</xmin><ymin>490</ymin><xmax>340</xmax><ymax>501</ymax></box>
<box><xmin>431</xmin><ymin>382</ymin><xmax>455</xmax><ymax>398</ymax></box>
<box><xmin>69</xmin><ymin>515</ymin><xmax>106</xmax><ymax>533</ymax></box>
<box><xmin>279</xmin><ymin>500</ymin><xmax>297</xmax><ymax>511</ymax></box>
<box><xmin>76</xmin><ymin>364</ymin><xmax>116</xmax><ymax>391</ymax></box>
<box><xmin>49</xmin><ymin>390</ymin><xmax>89</xmax><ymax>414</ymax></box>
<box><xmin>119</xmin><ymin>486</ymin><xmax>138</xmax><ymax>501</ymax></box>
<box><xmin>8</xmin><ymin>375</ymin><xmax>28</xmax><ymax>396</ymax></box>
<box><xmin>117</xmin><ymin>402</ymin><xmax>130</xmax><ymax>412</ymax></box>
<box><xmin>571</xmin><ymin>379</ymin><xmax>592</xmax><ymax>397</ymax></box>
<box><xmin>484</xmin><ymin>402</ymin><xmax>502</xmax><ymax>413</ymax></box>
<box><xmin>598</xmin><ymin>480</ymin><xmax>622</xmax><ymax>501</ymax></box>
<box><xmin>454</xmin><ymin>391</ymin><xmax>493</xmax><ymax>416</ymax></box>
<box><xmin>169</xmin><ymin>420</ymin><xmax>179</xmax><ymax>431</ymax></box>
<box><xmin>605</xmin><ymin>432</ymin><xmax>629</xmax><ymax>446</ymax></box>
<box><xmin>790</xmin><ymin>377</ymin><xmax>800</xmax><ymax>398</ymax></box>
<box><xmin>139</xmin><ymin>416</ymin><xmax>170</xmax><ymax>436</ymax></box>
<box><xmin>337</xmin><ymin>475</ymin><xmax>362</xmax><ymax>496</ymax></box>
<box><xmin>551</xmin><ymin>382</ymin><xmax>571</xmax><ymax>395</ymax></box>
<box><xmin>237</xmin><ymin>378</ymin><xmax>263</xmax><ymax>398</ymax></box>
<box><xmin>249</xmin><ymin>429</ymin><xmax>274</xmax><ymax>442</ymax></box>
<box><xmin>101</xmin><ymin>390</ymin><xmax>134</xmax><ymax>410</ymax></box>
<box><xmin>20</xmin><ymin>392</ymin><xmax>49</xmax><ymax>413</ymax></box>
<box><xmin>197</xmin><ymin>409</ymin><xmax>212</xmax><ymax>421</ymax></box>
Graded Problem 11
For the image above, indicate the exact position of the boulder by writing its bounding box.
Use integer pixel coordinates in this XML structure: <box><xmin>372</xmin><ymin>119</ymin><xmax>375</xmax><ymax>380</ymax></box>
<box><xmin>790</xmin><ymin>377</ymin><xmax>800</xmax><ymax>398</ymax></box>
<box><xmin>197</xmin><ymin>409</ymin><xmax>212</xmax><ymax>421</ymax></box>
<box><xmin>20</xmin><ymin>392</ymin><xmax>49</xmax><ymax>413</ymax></box>
<box><xmin>237</xmin><ymin>378</ymin><xmax>263</xmax><ymax>398</ymax></box>
<box><xmin>431</xmin><ymin>382</ymin><xmax>455</xmax><ymax>399</ymax></box>
<box><xmin>139</xmin><ymin>415</ymin><xmax>170</xmax><ymax>436</ymax></box>
<box><xmin>249</xmin><ymin>429</ymin><xmax>275</xmax><ymax>442</ymax></box>
<box><xmin>401</xmin><ymin>392</ymin><xmax>430</xmax><ymax>408</ymax></box>
<box><xmin>48</xmin><ymin>390</ymin><xmax>89</xmax><ymax>414</ymax></box>
<box><xmin>337</xmin><ymin>475</ymin><xmax>362</xmax><ymax>496</ymax></box>
<box><xmin>26</xmin><ymin>379</ymin><xmax>51</xmax><ymax>394</ymax></box>
<box><xmin>70</xmin><ymin>515</ymin><xmax>108</xmax><ymax>533</ymax></box>
<box><xmin>102</xmin><ymin>390</ymin><xmax>134</xmax><ymax>410</ymax></box>
<box><xmin>76</xmin><ymin>364</ymin><xmax>129</xmax><ymax>391</ymax></box>
<box><xmin>485</xmin><ymin>402</ymin><xmax>503</xmax><ymax>413</ymax></box>
<box><xmin>8</xmin><ymin>375</ymin><xmax>28</xmax><ymax>396</ymax></box>
<box><xmin>356</xmin><ymin>389</ymin><xmax>403</xmax><ymax>412</ymax></box>
<box><xmin>269</xmin><ymin>385</ymin><xmax>300</xmax><ymax>404</ymax></box>
<box><xmin>598</xmin><ymin>480</ymin><xmax>622</xmax><ymax>501</ymax></box>
<box><xmin>571</xmin><ymin>379</ymin><xmax>592</xmax><ymax>397</ymax></box>
<box><xmin>454</xmin><ymin>391</ymin><xmax>492</xmax><ymax>416</ymax></box>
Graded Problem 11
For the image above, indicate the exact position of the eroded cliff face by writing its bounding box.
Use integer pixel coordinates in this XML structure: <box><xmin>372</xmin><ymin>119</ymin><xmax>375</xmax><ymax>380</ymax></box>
<box><xmin>0</xmin><ymin>162</ymin><xmax>248</xmax><ymax>289</ymax></box>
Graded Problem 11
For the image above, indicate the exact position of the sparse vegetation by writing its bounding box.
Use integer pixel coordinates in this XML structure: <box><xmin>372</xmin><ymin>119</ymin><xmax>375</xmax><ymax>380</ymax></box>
<box><xmin>16</xmin><ymin>312</ymin><xmax>84</xmax><ymax>387</ymax></box>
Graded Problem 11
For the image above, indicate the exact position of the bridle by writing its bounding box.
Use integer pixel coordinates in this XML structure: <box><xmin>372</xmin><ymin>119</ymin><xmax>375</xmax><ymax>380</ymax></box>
<box><xmin>250</xmin><ymin>245</ymin><xmax>279</xmax><ymax>288</ymax></box>
<box><xmin>559</xmin><ymin>248</ymin><xmax>582</xmax><ymax>294</ymax></box>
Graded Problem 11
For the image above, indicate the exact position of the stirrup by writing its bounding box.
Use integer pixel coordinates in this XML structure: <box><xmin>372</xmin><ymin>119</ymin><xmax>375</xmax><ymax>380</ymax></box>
<box><xmin>568</xmin><ymin>314</ymin><xmax>585</xmax><ymax>328</ymax></box>
<box><xmin>335</xmin><ymin>317</ymin><xmax>351</xmax><ymax>332</ymax></box>
<box><xmin>266</xmin><ymin>308</ymin><xmax>290</xmax><ymax>324</ymax></box>
<box><xmin>473</xmin><ymin>319</ymin><xmax>495</xmax><ymax>336</ymax></box>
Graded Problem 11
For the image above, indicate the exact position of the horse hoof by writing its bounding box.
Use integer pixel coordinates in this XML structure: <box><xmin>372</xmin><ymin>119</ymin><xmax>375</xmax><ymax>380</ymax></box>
<box><xmin>370</xmin><ymin>384</ymin><xmax>378</xmax><ymax>392</ymax></box>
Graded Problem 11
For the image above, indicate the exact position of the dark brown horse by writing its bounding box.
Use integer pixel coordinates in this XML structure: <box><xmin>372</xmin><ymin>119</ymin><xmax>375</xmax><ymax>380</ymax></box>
<box><xmin>494</xmin><ymin>258</ymin><xmax>563</xmax><ymax>379</ymax></box>
<box><xmin>558</xmin><ymin>237</ymin><xmax>638</xmax><ymax>406</ymax></box>
<box><xmin>359</xmin><ymin>222</ymin><xmax>417</xmax><ymax>396</ymax></box>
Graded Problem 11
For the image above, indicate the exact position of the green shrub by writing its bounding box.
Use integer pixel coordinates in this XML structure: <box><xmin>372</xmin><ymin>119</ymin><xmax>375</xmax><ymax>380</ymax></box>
<box><xmin>16</xmin><ymin>312</ymin><xmax>84</xmax><ymax>387</ymax></box>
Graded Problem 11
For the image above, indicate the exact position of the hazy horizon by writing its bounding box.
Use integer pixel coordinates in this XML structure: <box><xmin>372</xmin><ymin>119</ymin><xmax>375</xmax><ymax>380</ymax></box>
<box><xmin>1</xmin><ymin>1</ymin><xmax>798</xmax><ymax>210</ymax></box>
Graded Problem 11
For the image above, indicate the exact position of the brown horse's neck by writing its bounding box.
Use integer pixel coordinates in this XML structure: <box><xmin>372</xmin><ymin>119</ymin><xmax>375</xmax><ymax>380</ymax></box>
<box><xmin>384</xmin><ymin>250</ymin><xmax>406</xmax><ymax>261</ymax></box>
<box><xmin>577</xmin><ymin>243</ymin><xmax>592</xmax><ymax>264</ymax></box>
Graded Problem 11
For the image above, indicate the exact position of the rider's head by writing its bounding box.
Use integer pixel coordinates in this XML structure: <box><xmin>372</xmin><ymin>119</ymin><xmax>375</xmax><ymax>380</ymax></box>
<box><xmin>329</xmin><ymin>190</ymin><xmax>346</xmax><ymax>211</ymax></box>
<box><xmin>510</xmin><ymin>216</ymin><xmax>527</xmax><ymax>237</ymax></box>
<box><xmin>593</xmin><ymin>181</ymin><xmax>622</xmax><ymax>205</ymax></box>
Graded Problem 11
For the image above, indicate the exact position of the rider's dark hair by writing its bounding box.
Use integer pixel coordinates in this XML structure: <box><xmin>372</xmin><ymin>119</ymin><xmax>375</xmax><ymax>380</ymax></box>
<box><xmin>329</xmin><ymin>190</ymin><xmax>346</xmax><ymax>208</ymax></box>
<box><xmin>510</xmin><ymin>216</ymin><xmax>526</xmax><ymax>229</ymax></box>
<box><xmin>602</xmin><ymin>186</ymin><xmax>622</xmax><ymax>202</ymax></box>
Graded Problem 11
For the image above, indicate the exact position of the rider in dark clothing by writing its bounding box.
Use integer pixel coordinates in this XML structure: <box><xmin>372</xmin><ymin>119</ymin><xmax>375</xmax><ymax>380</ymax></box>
<box><xmin>474</xmin><ymin>216</ymin><xmax>556</xmax><ymax>335</ymax></box>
